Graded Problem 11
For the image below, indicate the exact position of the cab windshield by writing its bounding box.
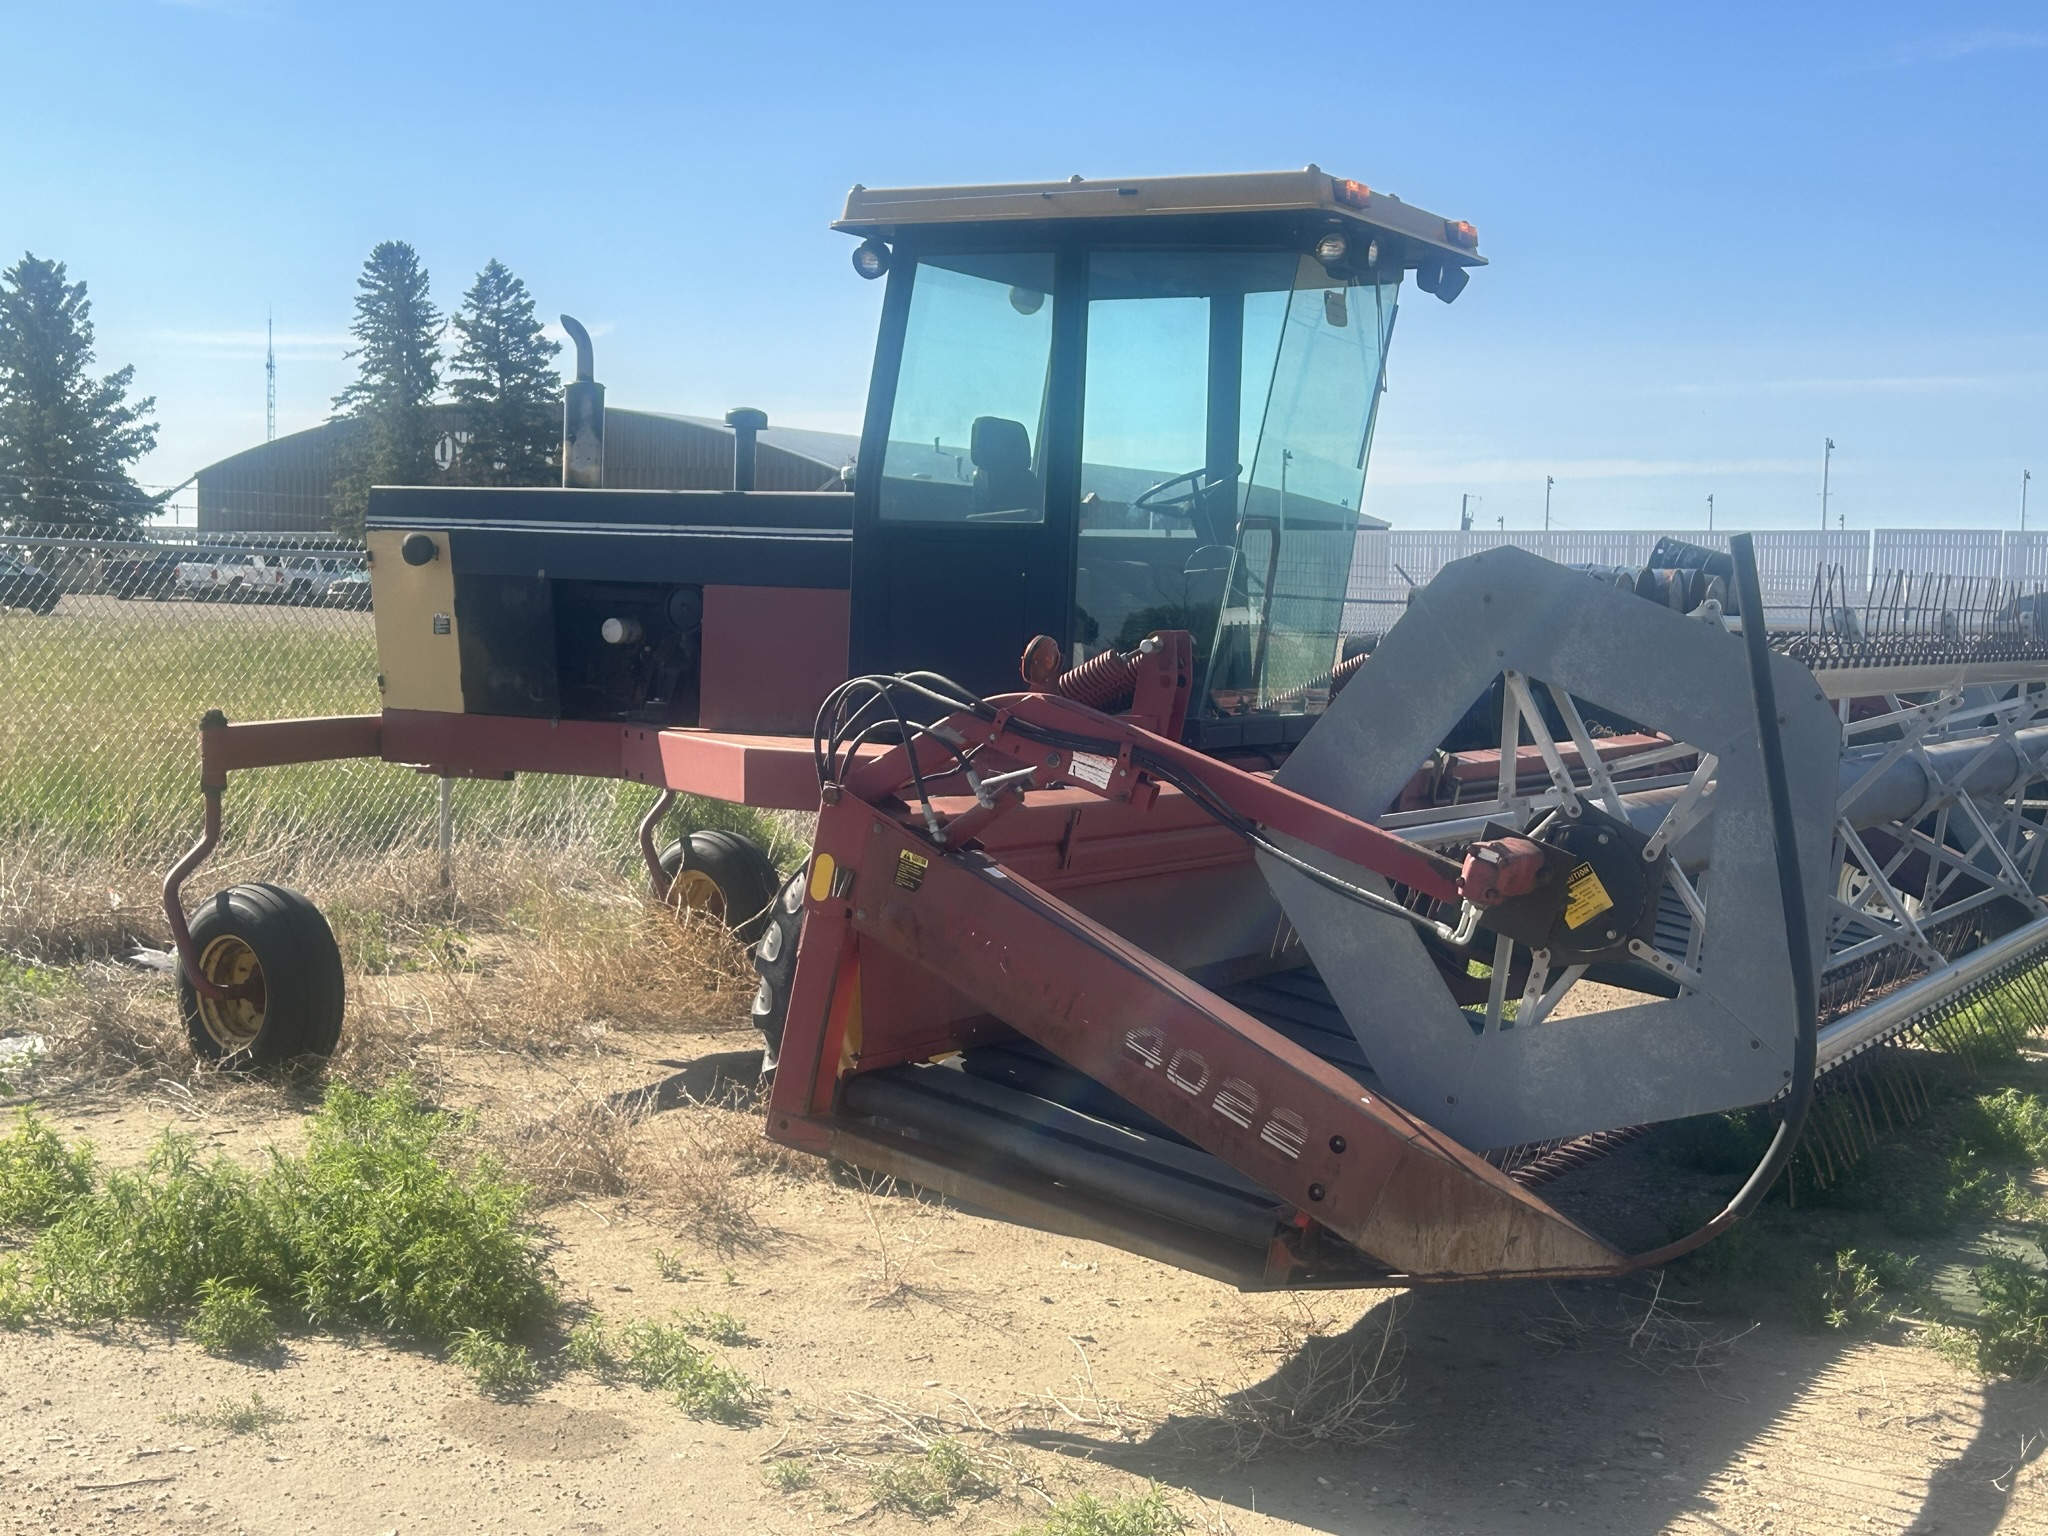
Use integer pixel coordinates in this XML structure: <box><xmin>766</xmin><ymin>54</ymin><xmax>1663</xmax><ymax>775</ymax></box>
<box><xmin>1075</xmin><ymin>250</ymin><xmax>1398</xmax><ymax>711</ymax></box>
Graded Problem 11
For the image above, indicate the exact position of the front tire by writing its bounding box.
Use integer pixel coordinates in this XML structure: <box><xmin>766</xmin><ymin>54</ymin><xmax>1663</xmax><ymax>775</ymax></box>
<box><xmin>178</xmin><ymin>884</ymin><xmax>345</xmax><ymax>1067</ymax></box>
<box><xmin>655</xmin><ymin>830</ymin><xmax>781</xmax><ymax>944</ymax></box>
<box><xmin>748</xmin><ymin>873</ymin><xmax>806</xmax><ymax>1068</ymax></box>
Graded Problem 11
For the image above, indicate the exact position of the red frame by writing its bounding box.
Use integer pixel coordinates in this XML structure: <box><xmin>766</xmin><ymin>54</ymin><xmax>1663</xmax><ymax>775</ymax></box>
<box><xmin>161</xmin><ymin>646</ymin><xmax>1646</xmax><ymax>1286</ymax></box>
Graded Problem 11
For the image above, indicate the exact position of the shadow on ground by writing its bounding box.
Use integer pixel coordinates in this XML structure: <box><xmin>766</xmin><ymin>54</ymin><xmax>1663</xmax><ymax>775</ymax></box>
<box><xmin>1015</xmin><ymin>1280</ymin><xmax>2048</xmax><ymax>1535</ymax></box>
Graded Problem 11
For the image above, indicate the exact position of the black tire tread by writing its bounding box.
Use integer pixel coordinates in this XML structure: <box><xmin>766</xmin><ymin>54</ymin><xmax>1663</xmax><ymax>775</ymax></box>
<box><xmin>656</xmin><ymin>829</ymin><xmax>782</xmax><ymax>944</ymax></box>
<box><xmin>178</xmin><ymin>882</ymin><xmax>345</xmax><ymax>1068</ymax></box>
<box><xmin>749</xmin><ymin>872</ymin><xmax>806</xmax><ymax>1066</ymax></box>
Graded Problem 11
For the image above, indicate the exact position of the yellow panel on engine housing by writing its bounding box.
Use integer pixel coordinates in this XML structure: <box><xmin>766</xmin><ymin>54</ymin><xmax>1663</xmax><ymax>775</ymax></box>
<box><xmin>368</xmin><ymin>529</ymin><xmax>464</xmax><ymax>713</ymax></box>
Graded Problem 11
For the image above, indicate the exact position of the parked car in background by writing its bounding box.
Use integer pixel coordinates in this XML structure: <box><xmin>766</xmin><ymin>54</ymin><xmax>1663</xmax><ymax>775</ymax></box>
<box><xmin>174</xmin><ymin>551</ymin><xmax>291</xmax><ymax>602</ymax></box>
<box><xmin>280</xmin><ymin>555</ymin><xmax>364</xmax><ymax>605</ymax></box>
<box><xmin>0</xmin><ymin>555</ymin><xmax>62</xmax><ymax>615</ymax></box>
<box><xmin>324</xmin><ymin>570</ymin><xmax>373</xmax><ymax>610</ymax></box>
<box><xmin>104</xmin><ymin>549</ymin><xmax>189</xmax><ymax>599</ymax></box>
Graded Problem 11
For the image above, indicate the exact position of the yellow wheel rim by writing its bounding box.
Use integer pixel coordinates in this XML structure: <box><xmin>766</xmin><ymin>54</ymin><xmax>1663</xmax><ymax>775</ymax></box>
<box><xmin>668</xmin><ymin>868</ymin><xmax>728</xmax><ymax>921</ymax></box>
<box><xmin>194</xmin><ymin>934</ymin><xmax>267</xmax><ymax>1053</ymax></box>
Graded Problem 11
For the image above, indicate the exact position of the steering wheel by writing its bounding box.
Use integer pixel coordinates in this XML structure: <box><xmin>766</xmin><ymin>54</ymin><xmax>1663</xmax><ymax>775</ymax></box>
<box><xmin>1132</xmin><ymin>464</ymin><xmax>1238</xmax><ymax>546</ymax></box>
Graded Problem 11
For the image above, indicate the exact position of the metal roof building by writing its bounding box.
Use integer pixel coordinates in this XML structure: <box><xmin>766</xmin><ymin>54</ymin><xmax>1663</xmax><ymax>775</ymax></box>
<box><xmin>194</xmin><ymin>406</ymin><xmax>858</xmax><ymax>533</ymax></box>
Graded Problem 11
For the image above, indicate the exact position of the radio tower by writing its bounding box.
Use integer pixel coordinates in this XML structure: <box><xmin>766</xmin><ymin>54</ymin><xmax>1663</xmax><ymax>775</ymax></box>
<box><xmin>264</xmin><ymin>310</ymin><xmax>277</xmax><ymax>442</ymax></box>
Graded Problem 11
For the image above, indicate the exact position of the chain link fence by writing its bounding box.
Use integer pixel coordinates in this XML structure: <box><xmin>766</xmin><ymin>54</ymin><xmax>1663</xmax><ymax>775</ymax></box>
<box><xmin>0</xmin><ymin>524</ymin><xmax>716</xmax><ymax>904</ymax></box>
<box><xmin>10</xmin><ymin>516</ymin><xmax>2048</xmax><ymax>904</ymax></box>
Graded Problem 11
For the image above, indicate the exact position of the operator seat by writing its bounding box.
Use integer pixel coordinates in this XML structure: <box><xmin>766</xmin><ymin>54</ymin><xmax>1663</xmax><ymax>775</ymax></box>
<box><xmin>970</xmin><ymin>416</ymin><xmax>1041</xmax><ymax>518</ymax></box>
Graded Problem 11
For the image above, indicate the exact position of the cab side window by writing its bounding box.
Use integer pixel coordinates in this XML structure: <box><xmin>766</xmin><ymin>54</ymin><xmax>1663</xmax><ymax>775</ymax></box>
<box><xmin>879</xmin><ymin>254</ymin><xmax>1055</xmax><ymax>525</ymax></box>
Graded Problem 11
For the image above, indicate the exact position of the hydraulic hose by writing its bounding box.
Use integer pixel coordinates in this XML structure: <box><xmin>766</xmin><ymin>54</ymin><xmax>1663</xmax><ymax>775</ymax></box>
<box><xmin>1627</xmin><ymin>531</ymin><xmax>1819</xmax><ymax>1269</ymax></box>
<box><xmin>1720</xmin><ymin>531</ymin><xmax>1820</xmax><ymax>1216</ymax></box>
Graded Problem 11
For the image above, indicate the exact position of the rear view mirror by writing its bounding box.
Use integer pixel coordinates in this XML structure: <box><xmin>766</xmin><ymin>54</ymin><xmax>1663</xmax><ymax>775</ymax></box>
<box><xmin>1323</xmin><ymin>289</ymin><xmax>1348</xmax><ymax>328</ymax></box>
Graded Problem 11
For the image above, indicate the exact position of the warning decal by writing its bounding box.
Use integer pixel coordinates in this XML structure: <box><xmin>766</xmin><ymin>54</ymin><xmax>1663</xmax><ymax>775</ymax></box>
<box><xmin>1563</xmin><ymin>863</ymin><xmax>1615</xmax><ymax>929</ymax></box>
<box><xmin>1067</xmin><ymin>751</ymin><xmax>1117</xmax><ymax>790</ymax></box>
<box><xmin>895</xmin><ymin>849</ymin><xmax>930</xmax><ymax>891</ymax></box>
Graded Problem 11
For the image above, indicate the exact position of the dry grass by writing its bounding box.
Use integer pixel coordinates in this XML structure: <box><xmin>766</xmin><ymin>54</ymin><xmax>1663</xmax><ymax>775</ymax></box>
<box><xmin>848</xmin><ymin>1173</ymin><xmax>969</xmax><ymax>1309</ymax></box>
<box><xmin>1522</xmin><ymin>1274</ymin><xmax>1757</xmax><ymax>1378</ymax></box>
<box><xmin>488</xmin><ymin>1088</ymin><xmax>646</xmax><ymax>1201</ymax></box>
<box><xmin>3</xmin><ymin>838</ymin><xmax>760</xmax><ymax>1112</ymax></box>
<box><xmin>30</xmin><ymin>964</ymin><xmax>189</xmax><ymax>1081</ymax></box>
<box><xmin>473</xmin><ymin>1068</ymin><xmax>819</xmax><ymax>1247</ymax></box>
<box><xmin>637</xmin><ymin>1097</ymin><xmax>817</xmax><ymax>1246</ymax></box>
<box><xmin>780</xmin><ymin>1390</ymin><xmax>1051</xmax><ymax>1519</ymax></box>
<box><xmin>1159</xmin><ymin>1297</ymin><xmax>1406</xmax><ymax>1464</ymax></box>
<box><xmin>317</xmin><ymin>843</ymin><xmax>756</xmax><ymax>1054</ymax></box>
<box><xmin>0</xmin><ymin>833</ymin><xmax>164</xmax><ymax>964</ymax></box>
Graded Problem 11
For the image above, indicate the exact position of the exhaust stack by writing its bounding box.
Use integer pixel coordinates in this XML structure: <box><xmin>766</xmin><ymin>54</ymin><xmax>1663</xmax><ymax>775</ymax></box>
<box><xmin>560</xmin><ymin>314</ymin><xmax>604</xmax><ymax>488</ymax></box>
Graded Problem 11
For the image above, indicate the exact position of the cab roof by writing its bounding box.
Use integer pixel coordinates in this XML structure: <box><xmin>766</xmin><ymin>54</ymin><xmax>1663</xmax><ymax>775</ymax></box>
<box><xmin>835</xmin><ymin>167</ymin><xmax>1484</xmax><ymax>269</ymax></box>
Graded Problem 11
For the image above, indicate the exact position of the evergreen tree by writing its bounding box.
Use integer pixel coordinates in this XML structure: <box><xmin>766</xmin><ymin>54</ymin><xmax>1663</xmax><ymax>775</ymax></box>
<box><xmin>330</xmin><ymin>241</ymin><xmax>442</xmax><ymax>533</ymax></box>
<box><xmin>0</xmin><ymin>254</ymin><xmax>158</xmax><ymax>534</ymax></box>
<box><xmin>447</xmin><ymin>259</ymin><xmax>561</xmax><ymax>486</ymax></box>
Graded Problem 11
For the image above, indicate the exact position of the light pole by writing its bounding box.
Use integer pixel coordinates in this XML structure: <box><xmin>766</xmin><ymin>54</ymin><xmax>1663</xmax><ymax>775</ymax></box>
<box><xmin>1460</xmin><ymin>492</ymin><xmax>1473</xmax><ymax>532</ymax></box>
<box><xmin>2025</xmin><ymin>469</ymin><xmax>2033</xmax><ymax>534</ymax></box>
<box><xmin>1544</xmin><ymin>475</ymin><xmax>1554</xmax><ymax>532</ymax></box>
<box><xmin>1820</xmin><ymin>438</ymin><xmax>1835</xmax><ymax>535</ymax></box>
<box><xmin>1707</xmin><ymin>493</ymin><xmax>1714</xmax><ymax>532</ymax></box>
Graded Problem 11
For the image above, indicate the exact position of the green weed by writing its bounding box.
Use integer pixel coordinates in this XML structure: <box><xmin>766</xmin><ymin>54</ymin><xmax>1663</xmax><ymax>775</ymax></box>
<box><xmin>1019</xmin><ymin>1487</ymin><xmax>1188</xmax><ymax>1536</ymax></box>
<box><xmin>0</xmin><ymin>956</ymin><xmax>72</xmax><ymax>1014</ymax></box>
<box><xmin>1967</xmin><ymin>1087</ymin><xmax>2048</xmax><ymax>1165</ymax></box>
<box><xmin>564</xmin><ymin>1313</ymin><xmax>758</xmax><ymax>1423</ymax></box>
<box><xmin>685</xmin><ymin>1309</ymin><xmax>754</xmax><ymax>1347</ymax></box>
<box><xmin>1958</xmin><ymin>1256</ymin><xmax>2048</xmax><ymax>1379</ymax></box>
<box><xmin>652</xmin><ymin>1249</ymin><xmax>698</xmax><ymax>1283</ymax></box>
<box><xmin>277</xmin><ymin>1080</ymin><xmax>551</xmax><ymax>1342</ymax></box>
<box><xmin>0</xmin><ymin>1081</ymin><xmax>555</xmax><ymax>1368</ymax></box>
<box><xmin>189</xmin><ymin>1278</ymin><xmax>278</xmax><ymax>1356</ymax></box>
<box><xmin>28</xmin><ymin>1130</ymin><xmax>286</xmax><ymax>1322</ymax></box>
<box><xmin>169</xmin><ymin>1393</ymin><xmax>291</xmax><ymax>1437</ymax></box>
<box><xmin>765</xmin><ymin>1460</ymin><xmax>814</xmax><ymax>1493</ymax></box>
<box><xmin>0</xmin><ymin>1259</ymin><xmax>30</xmax><ymax>1329</ymax></box>
<box><xmin>1930</xmin><ymin>1250</ymin><xmax>2048</xmax><ymax>1380</ymax></box>
<box><xmin>1802</xmin><ymin>1249</ymin><xmax>1916</xmax><ymax>1331</ymax></box>
<box><xmin>870</xmin><ymin>1438</ymin><xmax>994</xmax><ymax>1517</ymax></box>
<box><xmin>565</xmin><ymin>1316</ymin><xmax>613</xmax><ymax>1375</ymax></box>
<box><xmin>451</xmin><ymin>1330</ymin><xmax>541</xmax><ymax>1398</ymax></box>
<box><xmin>0</xmin><ymin>1110</ymin><xmax>94</xmax><ymax>1229</ymax></box>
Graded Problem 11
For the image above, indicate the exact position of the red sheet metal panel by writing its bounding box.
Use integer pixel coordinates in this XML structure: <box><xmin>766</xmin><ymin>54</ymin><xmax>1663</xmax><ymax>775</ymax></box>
<box><xmin>377</xmin><ymin>709</ymin><xmax>826</xmax><ymax>808</ymax></box>
<box><xmin>203</xmin><ymin>715</ymin><xmax>382</xmax><ymax>780</ymax></box>
<box><xmin>780</xmin><ymin>795</ymin><xmax>1622</xmax><ymax>1280</ymax></box>
<box><xmin>699</xmin><ymin>584</ymin><xmax>849</xmax><ymax>735</ymax></box>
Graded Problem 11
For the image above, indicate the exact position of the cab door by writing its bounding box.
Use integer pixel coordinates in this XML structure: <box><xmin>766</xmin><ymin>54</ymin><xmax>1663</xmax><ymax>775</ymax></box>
<box><xmin>849</xmin><ymin>249</ymin><xmax>1078</xmax><ymax>698</ymax></box>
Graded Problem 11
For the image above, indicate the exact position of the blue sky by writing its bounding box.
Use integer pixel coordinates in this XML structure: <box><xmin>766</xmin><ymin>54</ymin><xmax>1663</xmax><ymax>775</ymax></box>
<box><xmin>4</xmin><ymin>0</ymin><xmax>2043</xmax><ymax>531</ymax></box>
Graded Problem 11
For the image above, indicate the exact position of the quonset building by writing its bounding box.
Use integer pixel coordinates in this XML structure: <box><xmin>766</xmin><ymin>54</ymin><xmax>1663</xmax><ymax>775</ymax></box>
<box><xmin>193</xmin><ymin>406</ymin><xmax>857</xmax><ymax>534</ymax></box>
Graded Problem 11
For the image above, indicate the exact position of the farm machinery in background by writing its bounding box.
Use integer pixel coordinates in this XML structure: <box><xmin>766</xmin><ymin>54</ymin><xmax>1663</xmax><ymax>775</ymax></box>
<box><xmin>159</xmin><ymin>170</ymin><xmax>2048</xmax><ymax>1288</ymax></box>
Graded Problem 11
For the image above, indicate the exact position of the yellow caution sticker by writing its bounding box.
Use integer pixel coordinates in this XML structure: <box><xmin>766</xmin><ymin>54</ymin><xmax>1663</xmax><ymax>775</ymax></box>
<box><xmin>1563</xmin><ymin>863</ymin><xmax>1615</xmax><ymax>930</ymax></box>
<box><xmin>895</xmin><ymin>848</ymin><xmax>930</xmax><ymax>892</ymax></box>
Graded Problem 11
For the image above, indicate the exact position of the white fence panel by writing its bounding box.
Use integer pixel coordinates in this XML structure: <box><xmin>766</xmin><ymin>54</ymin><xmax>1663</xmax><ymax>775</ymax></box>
<box><xmin>2003</xmin><ymin>532</ymin><xmax>2048</xmax><ymax>585</ymax></box>
<box><xmin>1339</xmin><ymin>527</ymin><xmax>1871</xmax><ymax>631</ymax></box>
<box><xmin>1872</xmin><ymin>529</ymin><xmax>2004</xmax><ymax>582</ymax></box>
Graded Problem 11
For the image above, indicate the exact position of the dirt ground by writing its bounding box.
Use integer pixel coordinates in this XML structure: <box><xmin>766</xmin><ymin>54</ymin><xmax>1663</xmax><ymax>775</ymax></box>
<box><xmin>3</xmin><ymin>1006</ymin><xmax>2045</xmax><ymax>1536</ymax></box>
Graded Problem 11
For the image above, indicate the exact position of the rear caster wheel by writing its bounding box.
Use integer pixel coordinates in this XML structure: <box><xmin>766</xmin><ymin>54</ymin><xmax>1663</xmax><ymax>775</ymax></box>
<box><xmin>656</xmin><ymin>830</ymin><xmax>781</xmax><ymax>944</ymax></box>
<box><xmin>748</xmin><ymin>873</ymin><xmax>806</xmax><ymax>1069</ymax></box>
<box><xmin>178</xmin><ymin>883</ymin><xmax>345</xmax><ymax>1068</ymax></box>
